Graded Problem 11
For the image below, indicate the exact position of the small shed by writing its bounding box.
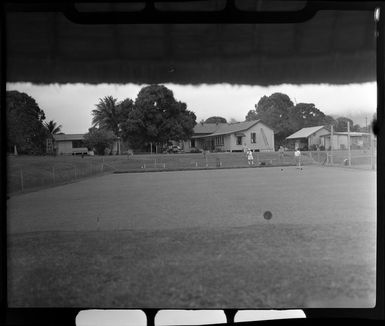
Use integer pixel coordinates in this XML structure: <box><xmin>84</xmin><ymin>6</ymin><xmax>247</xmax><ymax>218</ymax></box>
<box><xmin>53</xmin><ymin>134</ymin><xmax>88</xmax><ymax>155</ymax></box>
<box><xmin>286</xmin><ymin>126</ymin><xmax>329</xmax><ymax>150</ymax></box>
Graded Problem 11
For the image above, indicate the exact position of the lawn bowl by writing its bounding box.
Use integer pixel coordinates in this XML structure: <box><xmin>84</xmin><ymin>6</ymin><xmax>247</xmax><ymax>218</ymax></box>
<box><xmin>263</xmin><ymin>210</ymin><xmax>273</xmax><ymax>220</ymax></box>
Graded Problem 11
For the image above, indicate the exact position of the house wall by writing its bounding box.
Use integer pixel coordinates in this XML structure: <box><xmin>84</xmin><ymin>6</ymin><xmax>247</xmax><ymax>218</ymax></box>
<box><xmin>56</xmin><ymin>140</ymin><xmax>88</xmax><ymax>155</ymax></box>
<box><xmin>307</xmin><ymin>128</ymin><xmax>330</xmax><ymax>147</ymax></box>
<box><xmin>229</xmin><ymin>122</ymin><xmax>274</xmax><ymax>152</ymax></box>
<box><xmin>321</xmin><ymin>135</ymin><xmax>368</xmax><ymax>150</ymax></box>
<box><xmin>184</xmin><ymin>122</ymin><xmax>275</xmax><ymax>152</ymax></box>
<box><xmin>56</xmin><ymin>141</ymin><xmax>73</xmax><ymax>154</ymax></box>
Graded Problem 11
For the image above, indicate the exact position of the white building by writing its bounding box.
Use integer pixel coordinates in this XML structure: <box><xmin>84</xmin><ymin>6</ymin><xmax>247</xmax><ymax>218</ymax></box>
<box><xmin>51</xmin><ymin>134</ymin><xmax>88</xmax><ymax>155</ymax></box>
<box><xmin>48</xmin><ymin>134</ymin><xmax>123</xmax><ymax>155</ymax></box>
<box><xmin>320</xmin><ymin>132</ymin><xmax>372</xmax><ymax>150</ymax></box>
<box><xmin>183</xmin><ymin>120</ymin><xmax>275</xmax><ymax>152</ymax></box>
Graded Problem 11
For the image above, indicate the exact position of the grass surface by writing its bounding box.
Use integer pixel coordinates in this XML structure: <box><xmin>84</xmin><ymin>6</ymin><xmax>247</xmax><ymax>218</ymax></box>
<box><xmin>7</xmin><ymin>166</ymin><xmax>376</xmax><ymax>308</ymax></box>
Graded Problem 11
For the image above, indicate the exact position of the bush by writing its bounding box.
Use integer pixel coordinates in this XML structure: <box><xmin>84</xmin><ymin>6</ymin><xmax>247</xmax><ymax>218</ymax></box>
<box><xmin>319</xmin><ymin>145</ymin><xmax>325</xmax><ymax>151</ymax></box>
<box><xmin>309</xmin><ymin>144</ymin><xmax>318</xmax><ymax>151</ymax></box>
<box><xmin>190</xmin><ymin>148</ymin><xmax>202</xmax><ymax>153</ymax></box>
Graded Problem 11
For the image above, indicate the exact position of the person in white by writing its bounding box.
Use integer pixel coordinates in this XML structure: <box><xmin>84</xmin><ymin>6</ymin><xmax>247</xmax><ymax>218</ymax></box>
<box><xmin>278</xmin><ymin>145</ymin><xmax>284</xmax><ymax>162</ymax></box>
<box><xmin>247</xmin><ymin>149</ymin><xmax>254</xmax><ymax>165</ymax></box>
<box><xmin>294</xmin><ymin>148</ymin><xmax>301</xmax><ymax>168</ymax></box>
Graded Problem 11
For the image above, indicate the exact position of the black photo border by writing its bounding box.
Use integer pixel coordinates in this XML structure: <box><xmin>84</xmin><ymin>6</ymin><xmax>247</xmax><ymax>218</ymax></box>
<box><xmin>1</xmin><ymin>1</ymin><xmax>384</xmax><ymax>325</ymax></box>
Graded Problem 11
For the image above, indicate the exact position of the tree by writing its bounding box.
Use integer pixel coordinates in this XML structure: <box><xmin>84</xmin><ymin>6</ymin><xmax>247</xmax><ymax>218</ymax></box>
<box><xmin>245</xmin><ymin>110</ymin><xmax>258</xmax><ymax>121</ymax></box>
<box><xmin>288</xmin><ymin>103</ymin><xmax>333</xmax><ymax>132</ymax></box>
<box><xmin>91</xmin><ymin>96</ymin><xmax>121</xmax><ymax>137</ymax></box>
<box><xmin>120</xmin><ymin>85</ymin><xmax>197</xmax><ymax>150</ymax></box>
<box><xmin>6</xmin><ymin>90</ymin><xmax>48</xmax><ymax>154</ymax></box>
<box><xmin>83</xmin><ymin>127</ymin><xmax>116</xmax><ymax>155</ymax></box>
<box><xmin>370</xmin><ymin>112</ymin><xmax>378</xmax><ymax>134</ymax></box>
<box><xmin>249</xmin><ymin>93</ymin><xmax>294</xmax><ymax>146</ymax></box>
<box><xmin>333</xmin><ymin>117</ymin><xmax>360</xmax><ymax>132</ymax></box>
<box><xmin>205</xmin><ymin>116</ymin><xmax>227</xmax><ymax>124</ymax></box>
<box><xmin>44</xmin><ymin>120</ymin><xmax>62</xmax><ymax>135</ymax></box>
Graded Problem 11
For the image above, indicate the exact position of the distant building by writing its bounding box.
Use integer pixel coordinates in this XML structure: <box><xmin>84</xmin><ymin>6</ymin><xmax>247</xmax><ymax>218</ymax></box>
<box><xmin>183</xmin><ymin>120</ymin><xmax>275</xmax><ymax>152</ymax></box>
<box><xmin>51</xmin><ymin>134</ymin><xmax>88</xmax><ymax>155</ymax></box>
<box><xmin>320</xmin><ymin>132</ymin><xmax>372</xmax><ymax>150</ymax></box>
<box><xmin>47</xmin><ymin>134</ymin><xmax>124</xmax><ymax>155</ymax></box>
<box><xmin>286</xmin><ymin>126</ymin><xmax>329</xmax><ymax>150</ymax></box>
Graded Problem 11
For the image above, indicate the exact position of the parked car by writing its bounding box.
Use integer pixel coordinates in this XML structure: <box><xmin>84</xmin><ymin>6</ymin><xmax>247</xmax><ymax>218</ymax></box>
<box><xmin>170</xmin><ymin>145</ymin><xmax>182</xmax><ymax>153</ymax></box>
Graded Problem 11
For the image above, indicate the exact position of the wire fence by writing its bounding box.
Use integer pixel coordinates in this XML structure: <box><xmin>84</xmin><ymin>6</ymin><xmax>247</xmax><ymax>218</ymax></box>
<box><xmin>7</xmin><ymin>156</ymin><xmax>116</xmax><ymax>195</ymax></box>
<box><xmin>7</xmin><ymin>149</ymin><xmax>376</xmax><ymax>195</ymax></box>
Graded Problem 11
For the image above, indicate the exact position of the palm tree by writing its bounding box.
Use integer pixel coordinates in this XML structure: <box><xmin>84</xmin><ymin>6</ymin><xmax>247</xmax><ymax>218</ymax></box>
<box><xmin>92</xmin><ymin>96</ymin><xmax>123</xmax><ymax>154</ymax></box>
<box><xmin>45</xmin><ymin>120</ymin><xmax>62</xmax><ymax>135</ymax></box>
<box><xmin>92</xmin><ymin>96</ymin><xmax>121</xmax><ymax>137</ymax></box>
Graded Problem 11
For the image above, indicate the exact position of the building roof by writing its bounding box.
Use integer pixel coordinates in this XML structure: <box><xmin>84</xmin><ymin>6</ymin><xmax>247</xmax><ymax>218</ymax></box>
<box><xmin>319</xmin><ymin>132</ymin><xmax>370</xmax><ymax>137</ymax></box>
<box><xmin>193</xmin><ymin>120</ymin><xmax>267</xmax><ymax>138</ymax></box>
<box><xmin>193</xmin><ymin>123</ymin><xmax>227</xmax><ymax>134</ymax></box>
<box><xmin>286</xmin><ymin>126</ymin><xmax>327</xmax><ymax>140</ymax></box>
<box><xmin>53</xmin><ymin>134</ymin><xmax>85</xmax><ymax>141</ymax></box>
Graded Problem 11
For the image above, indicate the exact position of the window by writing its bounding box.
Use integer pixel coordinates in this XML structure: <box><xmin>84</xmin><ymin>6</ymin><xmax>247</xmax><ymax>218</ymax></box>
<box><xmin>72</xmin><ymin>140</ymin><xmax>84</xmax><ymax>148</ymax></box>
<box><xmin>251</xmin><ymin>132</ymin><xmax>256</xmax><ymax>143</ymax></box>
<box><xmin>236</xmin><ymin>136</ymin><xmax>242</xmax><ymax>145</ymax></box>
<box><xmin>215</xmin><ymin>136</ymin><xmax>224</xmax><ymax>146</ymax></box>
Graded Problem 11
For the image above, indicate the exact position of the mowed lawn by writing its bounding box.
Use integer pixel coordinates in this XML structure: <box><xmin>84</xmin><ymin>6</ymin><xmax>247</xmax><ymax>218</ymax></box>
<box><xmin>7</xmin><ymin>166</ymin><xmax>376</xmax><ymax>308</ymax></box>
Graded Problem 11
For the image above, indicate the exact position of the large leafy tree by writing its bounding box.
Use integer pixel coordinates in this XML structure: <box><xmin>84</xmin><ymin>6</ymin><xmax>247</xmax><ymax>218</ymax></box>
<box><xmin>6</xmin><ymin>90</ymin><xmax>48</xmax><ymax>154</ymax></box>
<box><xmin>333</xmin><ymin>117</ymin><xmax>360</xmax><ymax>132</ymax></box>
<box><xmin>45</xmin><ymin>120</ymin><xmax>62</xmax><ymax>135</ymax></box>
<box><xmin>247</xmin><ymin>93</ymin><xmax>294</xmax><ymax>146</ymax></box>
<box><xmin>205</xmin><ymin>116</ymin><xmax>227</xmax><ymax>124</ymax></box>
<box><xmin>83</xmin><ymin>127</ymin><xmax>116</xmax><ymax>155</ymax></box>
<box><xmin>287</xmin><ymin>103</ymin><xmax>334</xmax><ymax>133</ymax></box>
<box><xmin>245</xmin><ymin>109</ymin><xmax>258</xmax><ymax>121</ymax></box>
<box><xmin>120</xmin><ymin>85</ymin><xmax>197</xmax><ymax>149</ymax></box>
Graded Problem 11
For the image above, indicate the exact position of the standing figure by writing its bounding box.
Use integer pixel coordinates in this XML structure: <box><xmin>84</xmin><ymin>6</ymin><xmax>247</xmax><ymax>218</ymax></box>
<box><xmin>294</xmin><ymin>148</ymin><xmax>302</xmax><ymax>168</ymax></box>
<box><xmin>278</xmin><ymin>146</ymin><xmax>284</xmax><ymax>162</ymax></box>
<box><xmin>247</xmin><ymin>149</ymin><xmax>254</xmax><ymax>166</ymax></box>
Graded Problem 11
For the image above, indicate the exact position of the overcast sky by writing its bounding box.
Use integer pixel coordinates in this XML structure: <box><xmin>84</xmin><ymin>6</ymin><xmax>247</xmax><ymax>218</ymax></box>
<box><xmin>6</xmin><ymin>82</ymin><xmax>376</xmax><ymax>134</ymax></box>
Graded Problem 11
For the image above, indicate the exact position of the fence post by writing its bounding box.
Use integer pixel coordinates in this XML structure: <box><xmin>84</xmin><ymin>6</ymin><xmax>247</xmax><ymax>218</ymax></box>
<box><xmin>101</xmin><ymin>157</ymin><xmax>104</xmax><ymax>172</ymax></box>
<box><xmin>330</xmin><ymin>125</ymin><xmax>334</xmax><ymax>165</ymax></box>
<box><xmin>20</xmin><ymin>169</ymin><xmax>24</xmax><ymax>192</ymax></box>
<box><xmin>74</xmin><ymin>167</ymin><xmax>77</xmax><ymax>179</ymax></box>
<box><xmin>52</xmin><ymin>167</ymin><xmax>55</xmax><ymax>184</ymax></box>
<box><xmin>347</xmin><ymin>121</ymin><xmax>351</xmax><ymax>166</ymax></box>
<box><xmin>371</xmin><ymin>134</ymin><xmax>375</xmax><ymax>170</ymax></box>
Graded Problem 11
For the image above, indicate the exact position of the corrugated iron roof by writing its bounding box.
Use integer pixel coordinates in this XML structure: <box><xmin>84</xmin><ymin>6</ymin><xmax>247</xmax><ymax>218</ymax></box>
<box><xmin>210</xmin><ymin>120</ymin><xmax>261</xmax><ymax>137</ymax></box>
<box><xmin>286</xmin><ymin>126</ymin><xmax>327</xmax><ymax>139</ymax></box>
<box><xmin>319</xmin><ymin>132</ymin><xmax>370</xmax><ymax>137</ymax></box>
<box><xmin>194</xmin><ymin>120</ymin><xmax>263</xmax><ymax>138</ymax></box>
<box><xmin>53</xmin><ymin>134</ymin><xmax>85</xmax><ymax>141</ymax></box>
<box><xmin>193</xmin><ymin>123</ymin><xmax>227</xmax><ymax>134</ymax></box>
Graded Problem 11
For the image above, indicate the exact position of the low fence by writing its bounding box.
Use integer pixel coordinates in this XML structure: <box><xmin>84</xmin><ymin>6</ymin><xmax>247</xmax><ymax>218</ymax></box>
<box><xmin>7</xmin><ymin>149</ymin><xmax>376</xmax><ymax>194</ymax></box>
<box><xmin>7</xmin><ymin>156</ymin><xmax>117</xmax><ymax>195</ymax></box>
<box><xmin>307</xmin><ymin>149</ymin><xmax>376</xmax><ymax>169</ymax></box>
